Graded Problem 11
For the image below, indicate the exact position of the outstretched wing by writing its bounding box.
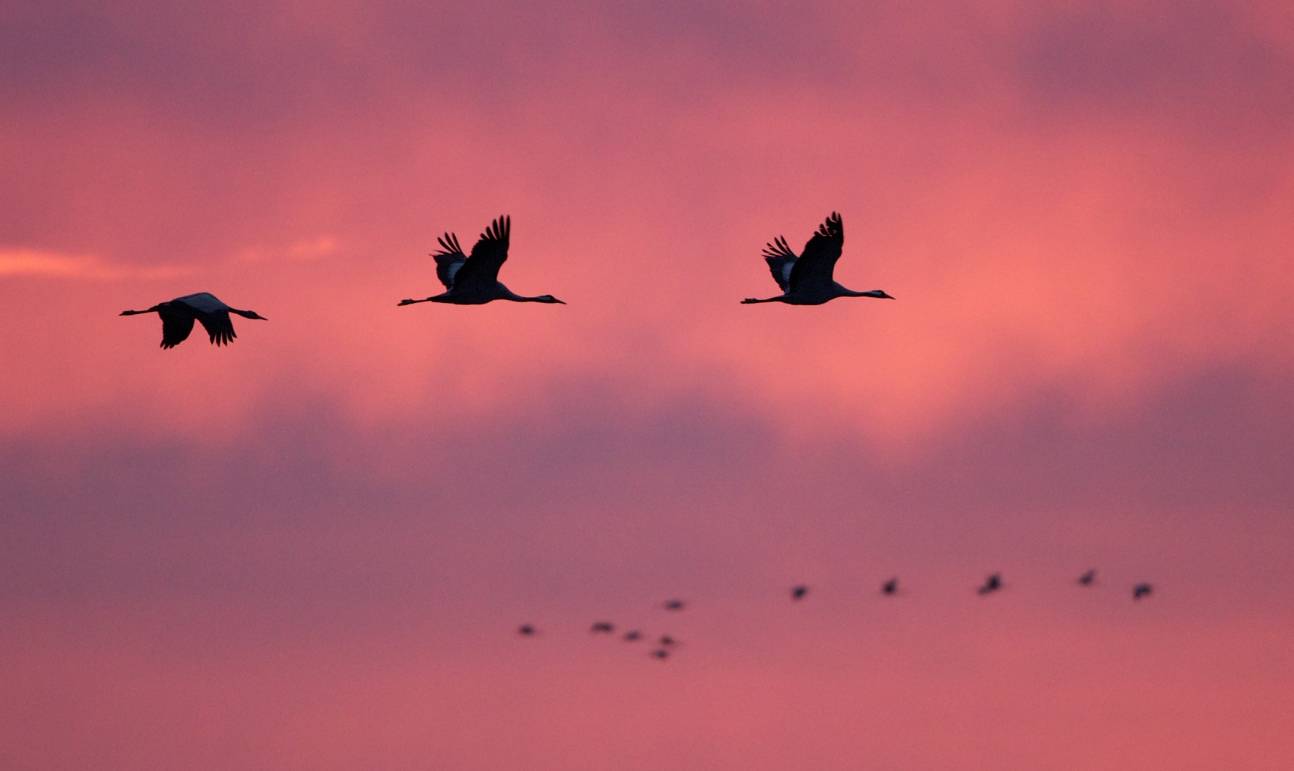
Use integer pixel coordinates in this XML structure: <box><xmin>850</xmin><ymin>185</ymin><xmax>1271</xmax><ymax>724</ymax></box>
<box><xmin>452</xmin><ymin>215</ymin><xmax>510</xmax><ymax>291</ymax></box>
<box><xmin>788</xmin><ymin>212</ymin><xmax>844</xmax><ymax>293</ymax></box>
<box><xmin>430</xmin><ymin>232</ymin><xmax>466</xmax><ymax>289</ymax></box>
<box><xmin>761</xmin><ymin>235</ymin><xmax>797</xmax><ymax>292</ymax></box>
<box><xmin>196</xmin><ymin>311</ymin><xmax>237</xmax><ymax>346</ymax></box>
<box><xmin>158</xmin><ymin>305</ymin><xmax>195</xmax><ymax>349</ymax></box>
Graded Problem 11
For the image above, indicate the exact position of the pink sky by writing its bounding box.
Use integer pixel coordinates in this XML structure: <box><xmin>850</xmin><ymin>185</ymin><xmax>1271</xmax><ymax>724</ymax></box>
<box><xmin>3</xmin><ymin>2</ymin><xmax>1293</xmax><ymax>769</ymax></box>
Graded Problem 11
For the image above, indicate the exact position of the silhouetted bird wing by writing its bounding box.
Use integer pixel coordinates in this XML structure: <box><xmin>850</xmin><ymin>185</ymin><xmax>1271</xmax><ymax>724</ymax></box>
<box><xmin>453</xmin><ymin>215</ymin><xmax>510</xmax><ymax>292</ymax></box>
<box><xmin>195</xmin><ymin>310</ymin><xmax>236</xmax><ymax>346</ymax></box>
<box><xmin>788</xmin><ymin>212</ymin><xmax>844</xmax><ymax>293</ymax></box>
<box><xmin>174</xmin><ymin>293</ymin><xmax>229</xmax><ymax>313</ymax></box>
<box><xmin>430</xmin><ymin>232</ymin><xmax>467</xmax><ymax>289</ymax></box>
<box><xmin>761</xmin><ymin>235</ymin><xmax>797</xmax><ymax>292</ymax></box>
<box><xmin>158</xmin><ymin>305</ymin><xmax>195</xmax><ymax>349</ymax></box>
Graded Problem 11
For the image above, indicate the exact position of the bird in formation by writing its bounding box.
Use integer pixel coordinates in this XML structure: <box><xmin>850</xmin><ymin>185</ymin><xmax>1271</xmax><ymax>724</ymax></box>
<box><xmin>120</xmin><ymin>292</ymin><xmax>266</xmax><ymax>348</ymax></box>
<box><xmin>1078</xmin><ymin>569</ymin><xmax>1097</xmax><ymax>586</ymax></box>
<box><xmin>623</xmin><ymin>629</ymin><xmax>642</xmax><ymax>642</ymax></box>
<box><xmin>791</xmin><ymin>585</ymin><xmax>809</xmax><ymax>601</ymax></box>
<box><xmin>663</xmin><ymin>599</ymin><xmax>686</xmax><ymax>611</ymax></box>
<box><xmin>1133</xmin><ymin>583</ymin><xmax>1154</xmax><ymax>600</ymax></box>
<box><xmin>590</xmin><ymin>621</ymin><xmax>615</xmax><ymax>634</ymax></box>
<box><xmin>882</xmin><ymin>578</ymin><xmax>899</xmax><ymax>596</ymax></box>
<box><xmin>743</xmin><ymin>212</ymin><xmax>894</xmax><ymax>305</ymax></box>
<box><xmin>398</xmin><ymin>215</ymin><xmax>565</xmax><ymax>307</ymax></box>
<box><xmin>517</xmin><ymin>624</ymin><xmax>536</xmax><ymax>636</ymax></box>
<box><xmin>977</xmin><ymin>573</ymin><xmax>1003</xmax><ymax>595</ymax></box>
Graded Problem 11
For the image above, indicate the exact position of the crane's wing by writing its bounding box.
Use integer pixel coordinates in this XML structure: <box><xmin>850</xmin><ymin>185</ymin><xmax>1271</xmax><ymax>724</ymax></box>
<box><xmin>788</xmin><ymin>212</ymin><xmax>844</xmax><ymax>293</ymax></box>
<box><xmin>452</xmin><ymin>215</ymin><xmax>510</xmax><ymax>291</ymax></box>
<box><xmin>196</xmin><ymin>311</ymin><xmax>237</xmax><ymax>346</ymax></box>
<box><xmin>174</xmin><ymin>292</ymin><xmax>229</xmax><ymax>314</ymax></box>
<box><xmin>761</xmin><ymin>235</ymin><xmax>797</xmax><ymax>292</ymax></box>
<box><xmin>430</xmin><ymin>232</ymin><xmax>467</xmax><ymax>289</ymax></box>
<box><xmin>158</xmin><ymin>306</ymin><xmax>195</xmax><ymax>349</ymax></box>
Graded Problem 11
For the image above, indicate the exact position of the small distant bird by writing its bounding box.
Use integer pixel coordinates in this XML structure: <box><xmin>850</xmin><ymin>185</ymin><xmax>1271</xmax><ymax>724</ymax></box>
<box><xmin>1078</xmin><ymin>569</ymin><xmax>1097</xmax><ymax>586</ymax></box>
<box><xmin>623</xmin><ymin>630</ymin><xmax>642</xmax><ymax>642</ymax></box>
<box><xmin>663</xmin><ymin>599</ymin><xmax>686</xmax><ymax>611</ymax></box>
<box><xmin>881</xmin><ymin>578</ymin><xmax>899</xmax><ymax>596</ymax></box>
<box><xmin>977</xmin><ymin>573</ymin><xmax>1003</xmax><ymax>595</ymax></box>
<box><xmin>398</xmin><ymin>215</ymin><xmax>565</xmax><ymax>306</ymax></box>
<box><xmin>658</xmin><ymin>635</ymin><xmax>677</xmax><ymax>647</ymax></box>
<box><xmin>517</xmin><ymin>624</ymin><xmax>536</xmax><ymax>636</ymax></box>
<box><xmin>791</xmin><ymin>585</ymin><xmax>809</xmax><ymax>601</ymax></box>
<box><xmin>650</xmin><ymin>649</ymin><xmax>670</xmax><ymax>660</ymax></box>
<box><xmin>742</xmin><ymin>212</ymin><xmax>894</xmax><ymax>305</ymax></box>
<box><xmin>1133</xmin><ymin>583</ymin><xmax>1154</xmax><ymax>600</ymax></box>
<box><xmin>590</xmin><ymin>621</ymin><xmax>615</xmax><ymax>634</ymax></box>
<box><xmin>120</xmin><ymin>292</ymin><xmax>267</xmax><ymax>348</ymax></box>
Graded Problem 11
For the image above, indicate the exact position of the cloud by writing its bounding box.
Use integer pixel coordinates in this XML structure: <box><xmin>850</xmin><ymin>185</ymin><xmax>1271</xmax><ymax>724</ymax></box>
<box><xmin>0</xmin><ymin>248</ymin><xmax>188</xmax><ymax>280</ymax></box>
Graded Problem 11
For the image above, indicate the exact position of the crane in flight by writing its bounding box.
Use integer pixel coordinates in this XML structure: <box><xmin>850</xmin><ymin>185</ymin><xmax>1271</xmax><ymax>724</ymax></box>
<box><xmin>742</xmin><ymin>212</ymin><xmax>894</xmax><ymax>305</ymax></box>
<box><xmin>119</xmin><ymin>292</ymin><xmax>266</xmax><ymax>348</ymax></box>
<box><xmin>398</xmin><ymin>215</ymin><xmax>565</xmax><ymax>307</ymax></box>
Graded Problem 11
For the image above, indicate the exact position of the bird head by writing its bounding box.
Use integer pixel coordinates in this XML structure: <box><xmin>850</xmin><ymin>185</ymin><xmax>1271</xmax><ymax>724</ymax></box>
<box><xmin>538</xmin><ymin>294</ymin><xmax>565</xmax><ymax>304</ymax></box>
<box><xmin>875</xmin><ymin>290</ymin><xmax>895</xmax><ymax>300</ymax></box>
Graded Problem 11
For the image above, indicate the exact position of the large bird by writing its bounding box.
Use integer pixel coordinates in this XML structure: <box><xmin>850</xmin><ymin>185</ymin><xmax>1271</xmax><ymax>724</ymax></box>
<box><xmin>120</xmin><ymin>292</ymin><xmax>266</xmax><ymax>348</ymax></box>
<box><xmin>742</xmin><ymin>212</ymin><xmax>894</xmax><ymax>305</ymax></box>
<box><xmin>398</xmin><ymin>215</ymin><xmax>565</xmax><ymax>306</ymax></box>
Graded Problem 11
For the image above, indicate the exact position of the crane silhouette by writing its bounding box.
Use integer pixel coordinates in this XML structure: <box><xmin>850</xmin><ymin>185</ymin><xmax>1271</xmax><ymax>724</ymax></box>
<box><xmin>398</xmin><ymin>215</ymin><xmax>565</xmax><ymax>306</ymax></box>
<box><xmin>977</xmin><ymin>573</ymin><xmax>1003</xmax><ymax>595</ymax></box>
<box><xmin>742</xmin><ymin>212</ymin><xmax>893</xmax><ymax>305</ymax></box>
<box><xmin>120</xmin><ymin>292</ymin><xmax>266</xmax><ymax>348</ymax></box>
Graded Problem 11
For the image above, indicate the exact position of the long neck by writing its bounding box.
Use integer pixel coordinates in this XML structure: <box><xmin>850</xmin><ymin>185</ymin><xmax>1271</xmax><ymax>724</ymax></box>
<box><xmin>120</xmin><ymin>306</ymin><xmax>159</xmax><ymax>315</ymax></box>
<box><xmin>840</xmin><ymin>288</ymin><xmax>889</xmax><ymax>298</ymax></box>
<box><xmin>502</xmin><ymin>288</ymin><xmax>559</xmax><ymax>303</ymax></box>
<box><xmin>741</xmin><ymin>296</ymin><xmax>788</xmax><ymax>304</ymax></box>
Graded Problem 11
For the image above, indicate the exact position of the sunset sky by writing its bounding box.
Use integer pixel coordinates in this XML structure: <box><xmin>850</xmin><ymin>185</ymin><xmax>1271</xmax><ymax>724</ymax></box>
<box><xmin>3</xmin><ymin>2</ymin><xmax>1293</xmax><ymax>769</ymax></box>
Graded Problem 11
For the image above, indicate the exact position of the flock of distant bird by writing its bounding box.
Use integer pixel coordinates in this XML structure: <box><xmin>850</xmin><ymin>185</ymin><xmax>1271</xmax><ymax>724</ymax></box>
<box><xmin>115</xmin><ymin>210</ymin><xmax>1159</xmax><ymax>653</ymax></box>
<box><xmin>119</xmin><ymin>212</ymin><xmax>895</xmax><ymax>347</ymax></box>
<box><xmin>520</xmin><ymin>572</ymin><xmax>1156</xmax><ymax>662</ymax></box>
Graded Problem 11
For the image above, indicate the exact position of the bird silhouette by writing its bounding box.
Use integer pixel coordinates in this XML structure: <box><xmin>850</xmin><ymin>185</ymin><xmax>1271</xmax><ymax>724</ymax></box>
<box><xmin>742</xmin><ymin>212</ymin><xmax>894</xmax><ymax>305</ymax></box>
<box><xmin>650</xmin><ymin>649</ymin><xmax>670</xmax><ymax>660</ymax></box>
<box><xmin>517</xmin><ymin>624</ymin><xmax>536</xmax><ymax>636</ymax></box>
<box><xmin>120</xmin><ymin>292</ymin><xmax>266</xmax><ymax>348</ymax></box>
<box><xmin>1133</xmin><ymin>583</ymin><xmax>1154</xmax><ymax>600</ymax></box>
<box><xmin>623</xmin><ymin>630</ymin><xmax>643</xmax><ymax>642</ymax></box>
<box><xmin>663</xmin><ymin>599</ymin><xmax>686</xmax><ymax>611</ymax></box>
<box><xmin>791</xmin><ymin>585</ymin><xmax>809</xmax><ymax>601</ymax></box>
<box><xmin>658</xmin><ymin>635</ymin><xmax>677</xmax><ymax>647</ymax></box>
<box><xmin>590</xmin><ymin>621</ymin><xmax>615</xmax><ymax>634</ymax></box>
<box><xmin>977</xmin><ymin>573</ymin><xmax>1003</xmax><ymax>595</ymax></box>
<box><xmin>398</xmin><ymin>215</ymin><xmax>565</xmax><ymax>306</ymax></box>
<box><xmin>882</xmin><ymin>578</ymin><xmax>899</xmax><ymax>596</ymax></box>
<box><xmin>1078</xmin><ymin>569</ymin><xmax>1097</xmax><ymax>586</ymax></box>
